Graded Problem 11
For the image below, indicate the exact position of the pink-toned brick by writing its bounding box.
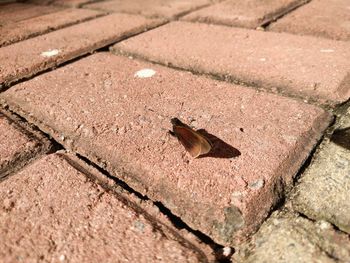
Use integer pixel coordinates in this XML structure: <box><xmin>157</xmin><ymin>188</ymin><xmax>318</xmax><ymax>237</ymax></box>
<box><xmin>182</xmin><ymin>0</ymin><xmax>307</xmax><ymax>29</ymax></box>
<box><xmin>0</xmin><ymin>9</ymin><xmax>104</xmax><ymax>47</ymax></box>
<box><xmin>0</xmin><ymin>3</ymin><xmax>62</xmax><ymax>25</ymax></box>
<box><xmin>0</xmin><ymin>13</ymin><xmax>162</xmax><ymax>87</ymax></box>
<box><xmin>269</xmin><ymin>0</ymin><xmax>350</xmax><ymax>41</ymax></box>
<box><xmin>0</xmin><ymin>153</ymin><xmax>214</xmax><ymax>262</ymax></box>
<box><xmin>113</xmin><ymin>21</ymin><xmax>350</xmax><ymax>105</ymax></box>
<box><xmin>0</xmin><ymin>111</ymin><xmax>51</xmax><ymax>178</ymax></box>
<box><xmin>84</xmin><ymin>0</ymin><xmax>211</xmax><ymax>19</ymax></box>
<box><xmin>52</xmin><ymin>0</ymin><xmax>102</xmax><ymax>7</ymax></box>
<box><xmin>0</xmin><ymin>53</ymin><xmax>331</xmax><ymax>245</ymax></box>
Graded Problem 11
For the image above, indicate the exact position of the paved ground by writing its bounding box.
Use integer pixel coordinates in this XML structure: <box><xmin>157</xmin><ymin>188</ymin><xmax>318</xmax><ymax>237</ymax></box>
<box><xmin>0</xmin><ymin>0</ymin><xmax>349</xmax><ymax>262</ymax></box>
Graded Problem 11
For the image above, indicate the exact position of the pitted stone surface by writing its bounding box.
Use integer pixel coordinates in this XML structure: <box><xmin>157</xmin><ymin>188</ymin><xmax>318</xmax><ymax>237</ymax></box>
<box><xmin>84</xmin><ymin>0</ymin><xmax>211</xmax><ymax>19</ymax></box>
<box><xmin>269</xmin><ymin>0</ymin><xmax>350</xmax><ymax>41</ymax></box>
<box><xmin>0</xmin><ymin>9</ymin><xmax>103</xmax><ymax>47</ymax></box>
<box><xmin>0</xmin><ymin>153</ymin><xmax>213</xmax><ymax>262</ymax></box>
<box><xmin>0</xmin><ymin>53</ymin><xmax>331</xmax><ymax>245</ymax></box>
<box><xmin>182</xmin><ymin>0</ymin><xmax>308</xmax><ymax>28</ymax></box>
<box><xmin>233</xmin><ymin>211</ymin><xmax>350</xmax><ymax>263</ymax></box>
<box><xmin>0</xmin><ymin>13</ymin><xmax>162</xmax><ymax>87</ymax></box>
<box><xmin>113</xmin><ymin>21</ymin><xmax>350</xmax><ymax>105</ymax></box>
<box><xmin>292</xmin><ymin>109</ymin><xmax>350</xmax><ymax>234</ymax></box>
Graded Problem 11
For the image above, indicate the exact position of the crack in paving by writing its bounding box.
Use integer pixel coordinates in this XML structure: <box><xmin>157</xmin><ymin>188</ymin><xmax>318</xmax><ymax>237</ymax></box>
<box><xmin>262</xmin><ymin>0</ymin><xmax>312</xmax><ymax>28</ymax></box>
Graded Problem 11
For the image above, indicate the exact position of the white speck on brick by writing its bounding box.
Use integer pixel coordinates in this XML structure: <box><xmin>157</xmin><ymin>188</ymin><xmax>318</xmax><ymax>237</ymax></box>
<box><xmin>223</xmin><ymin>247</ymin><xmax>232</xmax><ymax>257</ymax></box>
<box><xmin>41</xmin><ymin>49</ymin><xmax>61</xmax><ymax>57</ymax></box>
<box><xmin>134</xmin><ymin>69</ymin><xmax>156</xmax><ymax>78</ymax></box>
<box><xmin>320</xmin><ymin>49</ymin><xmax>335</xmax><ymax>53</ymax></box>
<box><xmin>59</xmin><ymin>255</ymin><xmax>65</xmax><ymax>261</ymax></box>
<box><xmin>248</xmin><ymin>179</ymin><xmax>265</xmax><ymax>190</ymax></box>
<box><xmin>259</xmin><ymin>58</ymin><xmax>266</xmax><ymax>61</ymax></box>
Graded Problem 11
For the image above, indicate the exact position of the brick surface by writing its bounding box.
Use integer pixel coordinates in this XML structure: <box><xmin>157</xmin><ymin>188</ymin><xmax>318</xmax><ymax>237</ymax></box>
<box><xmin>112</xmin><ymin>21</ymin><xmax>350</xmax><ymax>105</ymax></box>
<box><xmin>0</xmin><ymin>13</ymin><xmax>162</xmax><ymax>87</ymax></box>
<box><xmin>52</xmin><ymin>0</ymin><xmax>102</xmax><ymax>7</ymax></box>
<box><xmin>0</xmin><ymin>53</ymin><xmax>331</xmax><ymax>245</ymax></box>
<box><xmin>0</xmin><ymin>153</ymin><xmax>214</xmax><ymax>262</ymax></box>
<box><xmin>182</xmin><ymin>0</ymin><xmax>307</xmax><ymax>29</ymax></box>
<box><xmin>269</xmin><ymin>0</ymin><xmax>350</xmax><ymax>41</ymax></box>
<box><xmin>0</xmin><ymin>2</ymin><xmax>62</xmax><ymax>26</ymax></box>
<box><xmin>291</xmin><ymin>109</ymin><xmax>350</xmax><ymax>234</ymax></box>
<box><xmin>0</xmin><ymin>9</ymin><xmax>103</xmax><ymax>47</ymax></box>
<box><xmin>233</xmin><ymin>211</ymin><xmax>350</xmax><ymax>262</ymax></box>
<box><xmin>0</xmin><ymin>111</ymin><xmax>51</xmax><ymax>179</ymax></box>
<box><xmin>84</xmin><ymin>0</ymin><xmax>211</xmax><ymax>19</ymax></box>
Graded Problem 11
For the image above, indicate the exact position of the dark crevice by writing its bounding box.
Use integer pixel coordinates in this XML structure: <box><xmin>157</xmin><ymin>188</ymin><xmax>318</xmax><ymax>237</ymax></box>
<box><xmin>75</xmin><ymin>153</ymin><xmax>233</xmax><ymax>262</ymax></box>
<box><xmin>263</xmin><ymin>0</ymin><xmax>312</xmax><ymax>28</ymax></box>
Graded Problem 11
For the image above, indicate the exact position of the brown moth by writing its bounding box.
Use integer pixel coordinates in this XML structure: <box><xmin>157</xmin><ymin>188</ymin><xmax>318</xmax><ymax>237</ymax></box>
<box><xmin>170</xmin><ymin>118</ymin><xmax>212</xmax><ymax>158</ymax></box>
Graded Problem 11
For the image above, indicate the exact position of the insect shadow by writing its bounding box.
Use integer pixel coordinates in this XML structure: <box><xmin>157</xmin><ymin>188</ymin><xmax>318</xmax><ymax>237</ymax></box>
<box><xmin>196</xmin><ymin>129</ymin><xmax>241</xmax><ymax>159</ymax></box>
<box><xmin>330</xmin><ymin>127</ymin><xmax>350</xmax><ymax>150</ymax></box>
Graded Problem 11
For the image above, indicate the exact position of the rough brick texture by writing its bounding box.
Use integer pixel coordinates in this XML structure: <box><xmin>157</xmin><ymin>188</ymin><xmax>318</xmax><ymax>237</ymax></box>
<box><xmin>113</xmin><ymin>21</ymin><xmax>350</xmax><ymax>105</ymax></box>
<box><xmin>269</xmin><ymin>0</ymin><xmax>350</xmax><ymax>41</ymax></box>
<box><xmin>182</xmin><ymin>0</ymin><xmax>308</xmax><ymax>28</ymax></box>
<box><xmin>0</xmin><ymin>153</ymin><xmax>214</xmax><ymax>262</ymax></box>
<box><xmin>0</xmin><ymin>9</ymin><xmax>103</xmax><ymax>47</ymax></box>
<box><xmin>84</xmin><ymin>0</ymin><xmax>211</xmax><ymax>19</ymax></box>
<box><xmin>0</xmin><ymin>53</ymin><xmax>331</xmax><ymax>245</ymax></box>
<box><xmin>0</xmin><ymin>13</ymin><xmax>162</xmax><ymax>87</ymax></box>
<box><xmin>0</xmin><ymin>111</ymin><xmax>51</xmax><ymax>179</ymax></box>
<box><xmin>0</xmin><ymin>2</ymin><xmax>62</xmax><ymax>25</ymax></box>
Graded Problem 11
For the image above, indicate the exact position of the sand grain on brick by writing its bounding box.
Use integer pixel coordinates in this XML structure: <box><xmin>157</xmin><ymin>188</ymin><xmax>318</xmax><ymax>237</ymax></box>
<box><xmin>0</xmin><ymin>13</ymin><xmax>162</xmax><ymax>87</ymax></box>
<box><xmin>0</xmin><ymin>53</ymin><xmax>331</xmax><ymax>245</ymax></box>
<box><xmin>182</xmin><ymin>0</ymin><xmax>308</xmax><ymax>29</ymax></box>
<box><xmin>0</xmin><ymin>9</ymin><xmax>104</xmax><ymax>47</ymax></box>
<box><xmin>0</xmin><ymin>153</ymin><xmax>212</xmax><ymax>262</ymax></box>
<box><xmin>84</xmin><ymin>0</ymin><xmax>211</xmax><ymax>19</ymax></box>
<box><xmin>269</xmin><ymin>0</ymin><xmax>350</xmax><ymax>41</ymax></box>
<box><xmin>113</xmin><ymin>21</ymin><xmax>350</xmax><ymax>105</ymax></box>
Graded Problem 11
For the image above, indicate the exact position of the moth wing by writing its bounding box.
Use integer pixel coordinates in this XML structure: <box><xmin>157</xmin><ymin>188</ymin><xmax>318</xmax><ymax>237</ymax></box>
<box><xmin>173</xmin><ymin>126</ymin><xmax>211</xmax><ymax>158</ymax></box>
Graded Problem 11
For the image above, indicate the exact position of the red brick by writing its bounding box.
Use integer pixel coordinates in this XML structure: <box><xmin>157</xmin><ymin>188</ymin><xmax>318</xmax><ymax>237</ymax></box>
<box><xmin>0</xmin><ymin>9</ymin><xmax>103</xmax><ymax>47</ymax></box>
<box><xmin>0</xmin><ymin>3</ymin><xmax>62</xmax><ymax>25</ymax></box>
<box><xmin>182</xmin><ymin>0</ymin><xmax>307</xmax><ymax>29</ymax></box>
<box><xmin>84</xmin><ymin>0</ymin><xmax>211</xmax><ymax>19</ymax></box>
<box><xmin>269</xmin><ymin>0</ymin><xmax>350</xmax><ymax>41</ymax></box>
<box><xmin>0</xmin><ymin>153</ymin><xmax>214</xmax><ymax>262</ymax></box>
<box><xmin>0</xmin><ymin>14</ymin><xmax>162</xmax><ymax>87</ymax></box>
<box><xmin>112</xmin><ymin>21</ymin><xmax>350</xmax><ymax>105</ymax></box>
<box><xmin>0</xmin><ymin>53</ymin><xmax>331</xmax><ymax>245</ymax></box>
<box><xmin>0</xmin><ymin>111</ymin><xmax>51</xmax><ymax>179</ymax></box>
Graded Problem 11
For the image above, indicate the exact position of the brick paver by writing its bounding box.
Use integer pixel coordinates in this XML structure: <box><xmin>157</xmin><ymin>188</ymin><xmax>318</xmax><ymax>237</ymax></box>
<box><xmin>0</xmin><ymin>111</ymin><xmax>51</xmax><ymax>179</ymax></box>
<box><xmin>182</xmin><ymin>0</ymin><xmax>307</xmax><ymax>29</ymax></box>
<box><xmin>113</xmin><ymin>21</ymin><xmax>350</xmax><ymax>105</ymax></box>
<box><xmin>0</xmin><ymin>153</ymin><xmax>214</xmax><ymax>262</ymax></box>
<box><xmin>269</xmin><ymin>0</ymin><xmax>350</xmax><ymax>41</ymax></box>
<box><xmin>0</xmin><ymin>2</ymin><xmax>62</xmax><ymax>25</ymax></box>
<box><xmin>0</xmin><ymin>53</ymin><xmax>331</xmax><ymax>245</ymax></box>
<box><xmin>0</xmin><ymin>13</ymin><xmax>162</xmax><ymax>87</ymax></box>
<box><xmin>0</xmin><ymin>9</ymin><xmax>103</xmax><ymax>47</ymax></box>
<box><xmin>233</xmin><ymin>211</ymin><xmax>350</xmax><ymax>262</ymax></box>
<box><xmin>291</xmin><ymin>109</ymin><xmax>350</xmax><ymax>234</ymax></box>
<box><xmin>84</xmin><ymin>0</ymin><xmax>211</xmax><ymax>19</ymax></box>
